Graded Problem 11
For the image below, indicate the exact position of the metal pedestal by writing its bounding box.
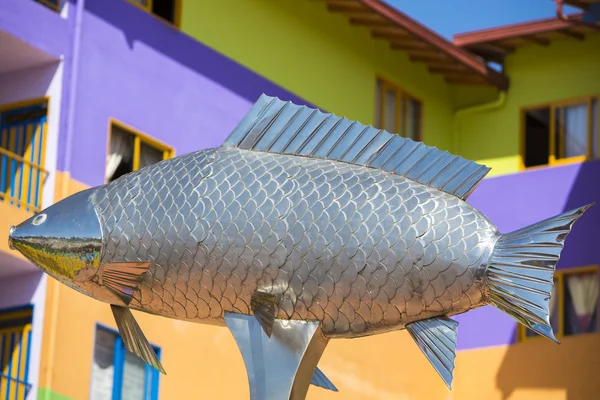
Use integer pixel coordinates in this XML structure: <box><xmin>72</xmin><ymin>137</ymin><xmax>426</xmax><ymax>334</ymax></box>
<box><xmin>224</xmin><ymin>313</ymin><xmax>329</xmax><ymax>400</ymax></box>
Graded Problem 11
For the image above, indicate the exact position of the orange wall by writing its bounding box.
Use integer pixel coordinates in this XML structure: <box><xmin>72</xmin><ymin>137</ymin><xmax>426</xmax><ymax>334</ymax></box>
<box><xmin>39</xmin><ymin>174</ymin><xmax>600</xmax><ymax>399</ymax></box>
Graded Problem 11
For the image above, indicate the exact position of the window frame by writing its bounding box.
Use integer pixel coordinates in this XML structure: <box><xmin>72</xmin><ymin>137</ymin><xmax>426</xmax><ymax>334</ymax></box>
<box><xmin>375</xmin><ymin>75</ymin><xmax>424</xmax><ymax>142</ymax></box>
<box><xmin>35</xmin><ymin>0</ymin><xmax>60</xmax><ymax>12</ymax></box>
<box><xmin>520</xmin><ymin>95</ymin><xmax>599</xmax><ymax>171</ymax></box>
<box><xmin>517</xmin><ymin>264</ymin><xmax>599</xmax><ymax>342</ymax></box>
<box><xmin>0</xmin><ymin>304</ymin><xmax>34</xmax><ymax>400</ymax></box>
<box><xmin>91</xmin><ymin>324</ymin><xmax>162</xmax><ymax>400</ymax></box>
<box><xmin>106</xmin><ymin>118</ymin><xmax>175</xmax><ymax>184</ymax></box>
<box><xmin>0</xmin><ymin>97</ymin><xmax>50</xmax><ymax>213</ymax></box>
<box><xmin>126</xmin><ymin>0</ymin><xmax>182</xmax><ymax>28</ymax></box>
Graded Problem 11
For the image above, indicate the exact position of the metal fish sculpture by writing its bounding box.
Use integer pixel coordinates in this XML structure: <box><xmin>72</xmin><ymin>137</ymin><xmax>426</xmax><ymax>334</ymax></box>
<box><xmin>9</xmin><ymin>95</ymin><xmax>592</xmax><ymax>397</ymax></box>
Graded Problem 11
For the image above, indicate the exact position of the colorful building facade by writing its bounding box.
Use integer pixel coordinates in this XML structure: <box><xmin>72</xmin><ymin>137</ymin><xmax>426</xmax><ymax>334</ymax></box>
<box><xmin>0</xmin><ymin>0</ymin><xmax>599</xmax><ymax>399</ymax></box>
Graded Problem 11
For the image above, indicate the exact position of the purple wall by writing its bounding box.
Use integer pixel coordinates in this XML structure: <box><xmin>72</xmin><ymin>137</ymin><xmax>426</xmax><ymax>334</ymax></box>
<box><xmin>455</xmin><ymin>159</ymin><xmax>600</xmax><ymax>350</ymax></box>
<box><xmin>60</xmin><ymin>0</ymin><xmax>312</xmax><ymax>187</ymax></box>
<box><xmin>0</xmin><ymin>0</ymin><xmax>70</xmax><ymax>59</ymax></box>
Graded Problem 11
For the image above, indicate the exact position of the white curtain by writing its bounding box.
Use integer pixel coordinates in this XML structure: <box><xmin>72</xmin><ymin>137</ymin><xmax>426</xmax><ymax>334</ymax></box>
<box><xmin>90</xmin><ymin>329</ymin><xmax>116</xmax><ymax>400</ymax></box>
<box><xmin>563</xmin><ymin>103</ymin><xmax>588</xmax><ymax>158</ymax></box>
<box><xmin>384</xmin><ymin>89</ymin><xmax>397</xmax><ymax>133</ymax></box>
<box><xmin>566</xmin><ymin>273</ymin><xmax>599</xmax><ymax>332</ymax></box>
<box><xmin>121</xmin><ymin>351</ymin><xmax>146</xmax><ymax>400</ymax></box>
<box><xmin>106</xmin><ymin>128</ymin><xmax>133</xmax><ymax>182</ymax></box>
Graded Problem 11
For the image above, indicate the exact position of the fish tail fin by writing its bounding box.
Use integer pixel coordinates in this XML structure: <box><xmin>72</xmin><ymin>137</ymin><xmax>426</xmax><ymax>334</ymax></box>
<box><xmin>484</xmin><ymin>203</ymin><xmax>593</xmax><ymax>342</ymax></box>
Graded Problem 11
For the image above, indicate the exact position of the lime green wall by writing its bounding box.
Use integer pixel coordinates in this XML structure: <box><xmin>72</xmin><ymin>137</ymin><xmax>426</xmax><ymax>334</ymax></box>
<box><xmin>181</xmin><ymin>0</ymin><xmax>455</xmax><ymax>151</ymax></box>
<box><xmin>456</xmin><ymin>35</ymin><xmax>600</xmax><ymax>176</ymax></box>
<box><xmin>38</xmin><ymin>388</ymin><xmax>74</xmax><ymax>400</ymax></box>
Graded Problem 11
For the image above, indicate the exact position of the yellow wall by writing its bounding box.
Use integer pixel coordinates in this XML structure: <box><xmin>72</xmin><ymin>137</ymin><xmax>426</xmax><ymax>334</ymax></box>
<box><xmin>181</xmin><ymin>0</ymin><xmax>456</xmax><ymax>152</ymax></box>
<box><xmin>455</xmin><ymin>35</ymin><xmax>600</xmax><ymax>176</ymax></box>
<box><xmin>37</xmin><ymin>173</ymin><xmax>600</xmax><ymax>399</ymax></box>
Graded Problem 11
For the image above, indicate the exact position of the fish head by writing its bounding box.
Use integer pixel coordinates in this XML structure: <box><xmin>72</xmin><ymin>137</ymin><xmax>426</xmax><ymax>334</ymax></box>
<box><xmin>8</xmin><ymin>187</ymin><xmax>103</xmax><ymax>296</ymax></box>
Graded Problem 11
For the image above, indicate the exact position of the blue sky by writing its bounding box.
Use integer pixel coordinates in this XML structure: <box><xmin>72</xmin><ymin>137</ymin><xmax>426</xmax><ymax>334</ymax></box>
<box><xmin>385</xmin><ymin>0</ymin><xmax>581</xmax><ymax>40</ymax></box>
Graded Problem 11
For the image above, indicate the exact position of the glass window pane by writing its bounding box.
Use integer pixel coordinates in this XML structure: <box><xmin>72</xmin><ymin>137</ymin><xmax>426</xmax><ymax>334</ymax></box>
<box><xmin>139</xmin><ymin>142</ymin><xmax>164</xmax><ymax>170</ymax></box>
<box><xmin>90</xmin><ymin>329</ymin><xmax>116</xmax><ymax>400</ymax></box>
<box><xmin>121</xmin><ymin>351</ymin><xmax>147</xmax><ymax>400</ymax></box>
<box><xmin>564</xmin><ymin>271</ymin><xmax>599</xmax><ymax>335</ymax></box>
<box><xmin>406</xmin><ymin>97</ymin><xmax>422</xmax><ymax>141</ymax></box>
<box><xmin>384</xmin><ymin>89</ymin><xmax>397</xmax><ymax>133</ymax></box>
<box><xmin>563</xmin><ymin>103</ymin><xmax>588</xmax><ymax>158</ymax></box>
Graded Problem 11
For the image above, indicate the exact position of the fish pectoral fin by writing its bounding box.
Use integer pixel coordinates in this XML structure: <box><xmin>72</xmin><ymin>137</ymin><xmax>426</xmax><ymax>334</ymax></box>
<box><xmin>101</xmin><ymin>262</ymin><xmax>151</xmax><ymax>305</ymax></box>
<box><xmin>250</xmin><ymin>291</ymin><xmax>277</xmax><ymax>337</ymax></box>
<box><xmin>311</xmin><ymin>367</ymin><xmax>338</xmax><ymax>392</ymax></box>
<box><xmin>406</xmin><ymin>316</ymin><xmax>458</xmax><ymax>390</ymax></box>
<box><xmin>110</xmin><ymin>305</ymin><xmax>166</xmax><ymax>375</ymax></box>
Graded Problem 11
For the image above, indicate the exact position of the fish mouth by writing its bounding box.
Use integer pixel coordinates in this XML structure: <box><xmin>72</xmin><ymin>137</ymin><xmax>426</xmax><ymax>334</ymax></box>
<box><xmin>8</xmin><ymin>225</ymin><xmax>15</xmax><ymax>250</ymax></box>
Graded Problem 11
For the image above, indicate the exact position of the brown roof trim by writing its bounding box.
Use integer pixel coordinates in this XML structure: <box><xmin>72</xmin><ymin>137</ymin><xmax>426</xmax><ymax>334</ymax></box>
<box><xmin>453</xmin><ymin>14</ymin><xmax>585</xmax><ymax>47</ymax></box>
<box><xmin>315</xmin><ymin>0</ymin><xmax>509</xmax><ymax>90</ymax></box>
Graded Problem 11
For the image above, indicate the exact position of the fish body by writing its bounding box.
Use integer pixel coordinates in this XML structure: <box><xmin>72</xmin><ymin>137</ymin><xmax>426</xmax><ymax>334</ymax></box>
<box><xmin>9</xmin><ymin>95</ymin><xmax>592</xmax><ymax>392</ymax></box>
<box><xmin>89</xmin><ymin>145</ymin><xmax>495</xmax><ymax>338</ymax></box>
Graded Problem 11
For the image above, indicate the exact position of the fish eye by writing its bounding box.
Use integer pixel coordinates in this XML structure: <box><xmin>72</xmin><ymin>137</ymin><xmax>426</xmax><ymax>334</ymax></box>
<box><xmin>32</xmin><ymin>213</ymin><xmax>47</xmax><ymax>226</ymax></box>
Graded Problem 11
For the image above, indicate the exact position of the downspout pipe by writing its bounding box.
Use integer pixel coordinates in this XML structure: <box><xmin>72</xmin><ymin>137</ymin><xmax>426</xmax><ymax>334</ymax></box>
<box><xmin>62</xmin><ymin>0</ymin><xmax>85</xmax><ymax>199</ymax></box>
<box><xmin>44</xmin><ymin>1</ymin><xmax>85</xmax><ymax>399</ymax></box>
<box><xmin>453</xmin><ymin>91</ymin><xmax>507</xmax><ymax>156</ymax></box>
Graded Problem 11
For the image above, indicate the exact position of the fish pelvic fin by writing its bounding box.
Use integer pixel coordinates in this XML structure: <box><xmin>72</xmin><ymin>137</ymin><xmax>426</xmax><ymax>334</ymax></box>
<box><xmin>223</xmin><ymin>94</ymin><xmax>490</xmax><ymax>200</ymax></box>
<box><xmin>250</xmin><ymin>291</ymin><xmax>277</xmax><ymax>337</ymax></box>
<box><xmin>111</xmin><ymin>305</ymin><xmax>166</xmax><ymax>375</ymax></box>
<box><xmin>484</xmin><ymin>203</ymin><xmax>594</xmax><ymax>343</ymax></box>
<box><xmin>406</xmin><ymin>316</ymin><xmax>458</xmax><ymax>390</ymax></box>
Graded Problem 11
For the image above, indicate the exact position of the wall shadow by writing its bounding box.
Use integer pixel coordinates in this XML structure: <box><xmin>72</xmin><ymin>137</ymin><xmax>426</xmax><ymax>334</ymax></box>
<box><xmin>80</xmin><ymin>0</ymin><xmax>316</xmax><ymax>108</ymax></box>
<box><xmin>496</xmin><ymin>159</ymin><xmax>600</xmax><ymax>399</ymax></box>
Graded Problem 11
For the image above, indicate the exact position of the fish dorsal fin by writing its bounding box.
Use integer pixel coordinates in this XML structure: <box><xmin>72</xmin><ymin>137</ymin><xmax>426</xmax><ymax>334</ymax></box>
<box><xmin>223</xmin><ymin>94</ymin><xmax>490</xmax><ymax>200</ymax></box>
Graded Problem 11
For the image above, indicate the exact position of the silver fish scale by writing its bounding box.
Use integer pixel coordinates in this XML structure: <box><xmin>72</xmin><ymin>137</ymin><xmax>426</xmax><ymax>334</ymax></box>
<box><xmin>92</xmin><ymin>147</ymin><xmax>498</xmax><ymax>338</ymax></box>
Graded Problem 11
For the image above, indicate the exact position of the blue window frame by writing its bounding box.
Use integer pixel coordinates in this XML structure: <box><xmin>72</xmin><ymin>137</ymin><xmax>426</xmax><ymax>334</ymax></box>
<box><xmin>90</xmin><ymin>325</ymin><xmax>160</xmax><ymax>400</ymax></box>
<box><xmin>0</xmin><ymin>305</ymin><xmax>33</xmax><ymax>400</ymax></box>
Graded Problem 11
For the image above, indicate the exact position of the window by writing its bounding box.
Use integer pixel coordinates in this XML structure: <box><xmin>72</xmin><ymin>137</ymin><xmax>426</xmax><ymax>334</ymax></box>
<box><xmin>106</xmin><ymin>121</ymin><xmax>174</xmax><ymax>183</ymax></box>
<box><xmin>0</xmin><ymin>100</ymin><xmax>49</xmax><ymax>213</ymax></box>
<box><xmin>374</xmin><ymin>77</ymin><xmax>423</xmax><ymax>141</ymax></box>
<box><xmin>0</xmin><ymin>305</ymin><xmax>33</xmax><ymax>400</ymax></box>
<box><xmin>35</xmin><ymin>0</ymin><xmax>60</xmax><ymax>12</ymax></box>
<box><xmin>90</xmin><ymin>326</ymin><xmax>161</xmax><ymax>400</ymax></box>
<box><xmin>128</xmin><ymin>0</ymin><xmax>180</xmax><ymax>26</ymax></box>
<box><xmin>519</xmin><ymin>266</ymin><xmax>599</xmax><ymax>341</ymax></box>
<box><xmin>522</xmin><ymin>96</ymin><xmax>598</xmax><ymax>169</ymax></box>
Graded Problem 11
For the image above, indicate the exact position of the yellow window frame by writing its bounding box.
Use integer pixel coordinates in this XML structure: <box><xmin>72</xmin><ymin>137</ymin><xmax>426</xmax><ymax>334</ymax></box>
<box><xmin>520</xmin><ymin>95</ymin><xmax>599</xmax><ymax>171</ymax></box>
<box><xmin>106</xmin><ymin>119</ymin><xmax>175</xmax><ymax>184</ymax></box>
<box><xmin>0</xmin><ymin>97</ymin><xmax>51</xmax><ymax>213</ymax></box>
<box><xmin>126</xmin><ymin>0</ymin><xmax>182</xmax><ymax>29</ymax></box>
<box><xmin>518</xmin><ymin>264</ymin><xmax>599</xmax><ymax>342</ymax></box>
<box><xmin>376</xmin><ymin>76</ymin><xmax>424</xmax><ymax>141</ymax></box>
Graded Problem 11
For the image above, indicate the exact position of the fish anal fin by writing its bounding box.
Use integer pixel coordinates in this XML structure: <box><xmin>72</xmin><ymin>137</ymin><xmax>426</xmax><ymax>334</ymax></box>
<box><xmin>223</xmin><ymin>94</ymin><xmax>490</xmax><ymax>200</ymax></box>
<box><xmin>111</xmin><ymin>305</ymin><xmax>166</xmax><ymax>375</ymax></box>
<box><xmin>250</xmin><ymin>291</ymin><xmax>277</xmax><ymax>337</ymax></box>
<box><xmin>406</xmin><ymin>316</ymin><xmax>458</xmax><ymax>390</ymax></box>
<box><xmin>101</xmin><ymin>262</ymin><xmax>151</xmax><ymax>305</ymax></box>
<box><xmin>311</xmin><ymin>367</ymin><xmax>338</xmax><ymax>392</ymax></box>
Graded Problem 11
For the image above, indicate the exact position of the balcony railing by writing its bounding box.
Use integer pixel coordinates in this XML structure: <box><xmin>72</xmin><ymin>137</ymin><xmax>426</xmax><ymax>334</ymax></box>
<box><xmin>0</xmin><ymin>374</ymin><xmax>32</xmax><ymax>400</ymax></box>
<box><xmin>0</xmin><ymin>147</ymin><xmax>49</xmax><ymax>213</ymax></box>
<box><xmin>0</xmin><ymin>307</ymin><xmax>33</xmax><ymax>400</ymax></box>
<box><xmin>0</xmin><ymin>102</ymin><xmax>50</xmax><ymax>214</ymax></box>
